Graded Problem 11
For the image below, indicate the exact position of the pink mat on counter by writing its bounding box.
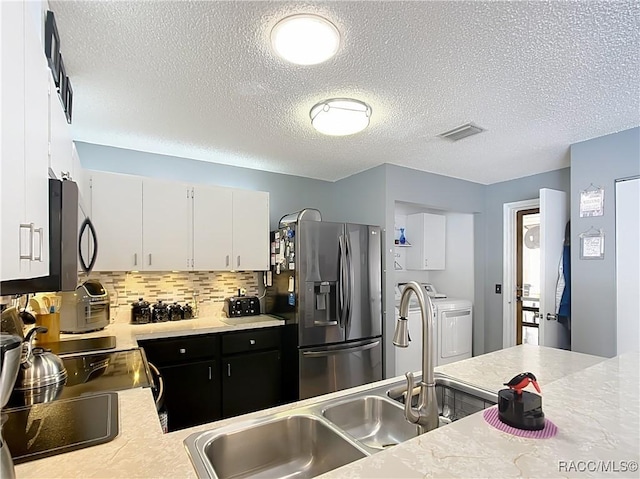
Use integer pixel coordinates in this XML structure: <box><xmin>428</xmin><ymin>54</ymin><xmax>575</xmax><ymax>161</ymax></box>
<box><xmin>483</xmin><ymin>406</ymin><xmax>558</xmax><ymax>439</ymax></box>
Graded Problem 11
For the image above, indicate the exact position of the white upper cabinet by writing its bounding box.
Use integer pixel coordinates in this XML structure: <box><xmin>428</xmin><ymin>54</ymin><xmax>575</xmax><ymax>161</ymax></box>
<box><xmin>1</xmin><ymin>1</ymin><xmax>50</xmax><ymax>281</ymax></box>
<box><xmin>1</xmin><ymin>0</ymin><xmax>27</xmax><ymax>281</ymax></box>
<box><xmin>90</xmin><ymin>171</ymin><xmax>143</xmax><ymax>271</ymax></box>
<box><xmin>232</xmin><ymin>190</ymin><xmax>269</xmax><ymax>271</ymax></box>
<box><xmin>48</xmin><ymin>73</ymin><xmax>73</xmax><ymax>180</ymax></box>
<box><xmin>142</xmin><ymin>178</ymin><xmax>190</xmax><ymax>271</ymax></box>
<box><xmin>23</xmin><ymin>11</ymin><xmax>50</xmax><ymax>277</ymax></box>
<box><xmin>406</xmin><ymin>213</ymin><xmax>446</xmax><ymax>270</ymax></box>
<box><xmin>192</xmin><ymin>186</ymin><xmax>269</xmax><ymax>271</ymax></box>
<box><xmin>88</xmin><ymin>171</ymin><xmax>270</xmax><ymax>272</ymax></box>
<box><xmin>192</xmin><ymin>186</ymin><xmax>233</xmax><ymax>271</ymax></box>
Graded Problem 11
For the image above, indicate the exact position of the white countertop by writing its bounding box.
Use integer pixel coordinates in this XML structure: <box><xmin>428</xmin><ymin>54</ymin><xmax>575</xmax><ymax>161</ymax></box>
<box><xmin>58</xmin><ymin>314</ymin><xmax>285</xmax><ymax>351</ymax></box>
<box><xmin>15</xmin><ymin>339</ymin><xmax>639</xmax><ymax>479</ymax></box>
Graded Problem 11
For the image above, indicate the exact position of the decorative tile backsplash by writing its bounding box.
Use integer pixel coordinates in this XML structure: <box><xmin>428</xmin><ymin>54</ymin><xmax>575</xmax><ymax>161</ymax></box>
<box><xmin>81</xmin><ymin>271</ymin><xmax>261</xmax><ymax>322</ymax></box>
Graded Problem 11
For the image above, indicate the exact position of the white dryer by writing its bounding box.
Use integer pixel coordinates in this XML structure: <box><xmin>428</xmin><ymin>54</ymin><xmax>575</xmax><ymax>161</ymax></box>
<box><xmin>432</xmin><ymin>297</ymin><xmax>473</xmax><ymax>366</ymax></box>
<box><xmin>394</xmin><ymin>283</ymin><xmax>473</xmax><ymax>376</ymax></box>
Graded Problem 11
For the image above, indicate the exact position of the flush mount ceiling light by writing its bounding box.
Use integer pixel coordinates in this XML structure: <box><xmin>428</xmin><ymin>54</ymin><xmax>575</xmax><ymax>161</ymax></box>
<box><xmin>271</xmin><ymin>14</ymin><xmax>340</xmax><ymax>65</ymax></box>
<box><xmin>310</xmin><ymin>98</ymin><xmax>372</xmax><ymax>136</ymax></box>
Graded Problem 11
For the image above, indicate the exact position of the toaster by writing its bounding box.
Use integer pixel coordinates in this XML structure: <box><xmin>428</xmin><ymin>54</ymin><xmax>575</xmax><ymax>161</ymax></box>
<box><xmin>224</xmin><ymin>296</ymin><xmax>260</xmax><ymax>318</ymax></box>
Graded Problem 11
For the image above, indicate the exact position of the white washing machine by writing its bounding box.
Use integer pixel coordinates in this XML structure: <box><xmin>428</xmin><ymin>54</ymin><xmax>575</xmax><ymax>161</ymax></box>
<box><xmin>394</xmin><ymin>283</ymin><xmax>473</xmax><ymax>376</ymax></box>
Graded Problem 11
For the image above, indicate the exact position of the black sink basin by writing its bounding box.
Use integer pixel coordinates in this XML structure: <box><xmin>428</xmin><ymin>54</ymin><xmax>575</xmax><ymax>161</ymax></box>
<box><xmin>3</xmin><ymin>392</ymin><xmax>119</xmax><ymax>464</ymax></box>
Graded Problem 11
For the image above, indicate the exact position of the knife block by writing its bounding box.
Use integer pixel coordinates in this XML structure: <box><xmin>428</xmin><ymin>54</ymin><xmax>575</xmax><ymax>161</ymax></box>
<box><xmin>35</xmin><ymin>313</ymin><xmax>60</xmax><ymax>344</ymax></box>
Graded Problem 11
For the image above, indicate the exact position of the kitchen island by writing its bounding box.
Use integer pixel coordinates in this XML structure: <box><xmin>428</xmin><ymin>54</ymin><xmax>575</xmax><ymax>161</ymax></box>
<box><xmin>14</xmin><ymin>325</ymin><xmax>638</xmax><ymax>479</ymax></box>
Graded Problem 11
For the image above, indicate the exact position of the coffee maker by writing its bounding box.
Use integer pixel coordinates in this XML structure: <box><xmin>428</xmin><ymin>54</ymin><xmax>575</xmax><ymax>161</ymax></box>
<box><xmin>1</xmin><ymin>333</ymin><xmax>22</xmax><ymax>478</ymax></box>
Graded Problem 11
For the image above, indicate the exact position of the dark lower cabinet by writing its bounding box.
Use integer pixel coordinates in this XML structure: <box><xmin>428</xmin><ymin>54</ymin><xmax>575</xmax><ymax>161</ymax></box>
<box><xmin>140</xmin><ymin>327</ymin><xmax>284</xmax><ymax>431</ymax></box>
<box><xmin>160</xmin><ymin>359</ymin><xmax>221</xmax><ymax>431</ymax></box>
<box><xmin>139</xmin><ymin>334</ymin><xmax>221</xmax><ymax>432</ymax></box>
<box><xmin>222</xmin><ymin>349</ymin><xmax>282</xmax><ymax>418</ymax></box>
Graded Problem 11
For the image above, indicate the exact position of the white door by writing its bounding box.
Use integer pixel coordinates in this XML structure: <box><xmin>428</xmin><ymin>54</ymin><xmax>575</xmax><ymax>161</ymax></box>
<box><xmin>231</xmin><ymin>190</ymin><xmax>269</xmax><ymax>271</ymax></box>
<box><xmin>91</xmin><ymin>171</ymin><xmax>143</xmax><ymax>271</ymax></box>
<box><xmin>539</xmin><ymin>188</ymin><xmax>569</xmax><ymax>349</ymax></box>
<box><xmin>142</xmin><ymin>178</ymin><xmax>190</xmax><ymax>271</ymax></box>
<box><xmin>193</xmin><ymin>185</ymin><xmax>233</xmax><ymax>271</ymax></box>
<box><xmin>616</xmin><ymin>178</ymin><xmax>640</xmax><ymax>355</ymax></box>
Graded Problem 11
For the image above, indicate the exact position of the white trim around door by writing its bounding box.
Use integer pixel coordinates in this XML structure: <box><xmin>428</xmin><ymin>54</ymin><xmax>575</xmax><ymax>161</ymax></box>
<box><xmin>502</xmin><ymin>198</ymin><xmax>540</xmax><ymax>348</ymax></box>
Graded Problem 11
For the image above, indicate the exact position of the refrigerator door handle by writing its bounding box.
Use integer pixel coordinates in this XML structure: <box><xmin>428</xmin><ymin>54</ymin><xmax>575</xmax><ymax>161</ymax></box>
<box><xmin>338</xmin><ymin>235</ymin><xmax>348</xmax><ymax>328</ymax></box>
<box><xmin>302</xmin><ymin>340</ymin><xmax>381</xmax><ymax>357</ymax></box>
<box><xmin>314</xmin><ymin>320</ymin><xmax>339</xmax><ymax>326</ymax></box>
<box><xmin>345</xmin><ymin>232</ymin><xmax>354</xmax><ymax>331</ymax></box>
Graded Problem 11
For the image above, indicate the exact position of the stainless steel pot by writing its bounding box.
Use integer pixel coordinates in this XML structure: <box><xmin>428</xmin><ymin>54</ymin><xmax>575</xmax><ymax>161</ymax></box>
<box><xmin>15</xmin><ymin>327</ymin><xmax>67</xmax><ymax>394</ymax></box>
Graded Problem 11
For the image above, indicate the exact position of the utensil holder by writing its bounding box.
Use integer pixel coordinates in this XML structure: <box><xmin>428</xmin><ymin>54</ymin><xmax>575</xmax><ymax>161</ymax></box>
<box><xmin>35</xmin><ymin>313</ymin><xmax>60</xmax><ymax>343</ymax></box>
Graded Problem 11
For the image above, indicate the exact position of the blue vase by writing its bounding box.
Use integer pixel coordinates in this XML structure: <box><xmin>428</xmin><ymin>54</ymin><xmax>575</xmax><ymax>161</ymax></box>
<box><xmin>399</xmin><ymin>228</ymin><xmax>406</xmax><ymax>245</ymax></box>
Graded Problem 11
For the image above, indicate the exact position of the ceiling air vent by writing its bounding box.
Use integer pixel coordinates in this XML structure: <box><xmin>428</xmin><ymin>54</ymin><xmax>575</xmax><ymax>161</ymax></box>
<box><xmin>438</xmin><ymin>122</ymin><xmax>485</xmax><ymax>142</ymax></box>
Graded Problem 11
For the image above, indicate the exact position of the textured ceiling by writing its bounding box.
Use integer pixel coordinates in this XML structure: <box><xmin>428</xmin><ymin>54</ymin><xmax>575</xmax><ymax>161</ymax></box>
<box><xmin>50</xmin><ymin>1</ymin><xmax>639</xmax><ymax>184</ymax></box>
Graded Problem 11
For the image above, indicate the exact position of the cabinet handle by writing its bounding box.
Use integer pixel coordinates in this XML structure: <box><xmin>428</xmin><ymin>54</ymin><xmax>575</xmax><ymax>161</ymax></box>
<box><xmin>134</xmin><ymin>253</ymin><xmax>138</xmax><ymax>266</ymax></box>
<box><xmin>19</xmin><ymin>224</ymin><xmax>34</xmax><ymax>260</ymax></box>
<box><xmin>249</xmin><ymin>339</ymin><xmax>256</xmax><ymax>345</ymax></box>
<box><xmin>148</xmin><ymin>253</ymin><xmax>152</xmax><ymax>265</ymax></box>
<box><xmin>225</xmin><ymin>255</ymin><xmax>230</xmax><ymax>267</ymax></box>
<box><xmin>237</xmin><ymin>255</ymin><xmax>241</xmax><ymax>268</ymax></box>
<box><xmin>227</xmin><ymin>364</ymin><xmax>231</xmax><ymax>377</ymax></box>
<box><xmin>33</xmin><ymin>227</ymin><xmax>44</xmax><ymax>261</ymax></box>
<box><xmin>208</xmin><ymin>366</ymin><xmax>212</xmax><ymax>380</ymax></box>
<box><xmin>179</xmin><ymin>348</ymin><xmax>186</xmax><ymax>354</ymax></box>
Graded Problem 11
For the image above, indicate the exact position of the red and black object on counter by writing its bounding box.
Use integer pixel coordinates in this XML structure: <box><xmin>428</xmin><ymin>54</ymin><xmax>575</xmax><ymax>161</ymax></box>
<box><xmin>503</xmin><ymin>372</ymin><xmax>542</xmax><ymax>395</ymax></box>
<box><xmin>498</xmin><ymin>372</ymin><xmax>545</xmax><ymax>431</ymax></box>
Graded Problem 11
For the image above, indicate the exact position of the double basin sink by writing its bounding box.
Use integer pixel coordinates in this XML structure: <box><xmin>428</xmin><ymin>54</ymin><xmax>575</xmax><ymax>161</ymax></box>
<box><xmin>185</xmin><ymin>373</ymin><xmax>497</xmax><ymax>479</ymax></box>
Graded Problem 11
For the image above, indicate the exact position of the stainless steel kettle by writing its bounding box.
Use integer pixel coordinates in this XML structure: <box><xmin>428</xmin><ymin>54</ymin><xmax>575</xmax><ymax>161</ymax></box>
<box><xmin>15</xmin><ymin>327</ymin><xmax>67</xmax><ymax>395</ymax></box>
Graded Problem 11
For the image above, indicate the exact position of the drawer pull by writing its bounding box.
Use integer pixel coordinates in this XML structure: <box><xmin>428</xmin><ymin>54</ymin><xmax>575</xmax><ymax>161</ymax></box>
<box><xmin>179</xmin><ymin>348</ymin><xmax>186</xmax><ymax>354</ymax></box>
<box><xmin>208</xmin><ymin>366</ymin><xmax>212</xmax><ymax>380</ymax></box>
<box><xmin>227</xmin><ymin>364</ymin><xmax>231</xmax><ymax>377</ymax></box>
<box><xmin>249</xmin><ymin>339</ymin><xmax>256</xmax><ymax>345</ymax></box>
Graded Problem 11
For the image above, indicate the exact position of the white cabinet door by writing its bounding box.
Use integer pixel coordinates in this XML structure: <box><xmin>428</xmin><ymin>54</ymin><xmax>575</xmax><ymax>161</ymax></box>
<box><xmin>71</xmin><ymin>142</ymin><xmax>88</xmax><ymax>210</ymax></box>
<box><xmin>23</xmin><ymin>15</ymin><xmax>50</xmax><ymax>277</ymax></box>
<box><xmin>232</xmin><ymin>190</ymin><xmax>269</xmax><ymax>271</ymax></box>
<box><xmin>142</xmin><ymin>178</ymin><xmax>190</xmax><ymax>271</ymax></box>
<box><xmin>90</xmin><ymin>171</ymin><xmax>143</xmax><ymax>271</ymax></box>
<box><xmin>193</xmin><ymin>185</ymin><xmax>233</xmax><ymax>271</ymax></box>
<box><xmin>406</xmin><ymin>213</ymin><xmax>446</xmax><ymax>270</ymax></box>
<box><xmin>0</xmin><ymin>0</ymin><xmax>27</xmax><ymax>281</ymax></box>
<box><xmin>0</xmin><ymin>2</ymin><xmax>28</xmax><ymax>280</ymax></box>
<box><xmin>48</xmin><ymin>74</ymin><xmax>73</xmax><ymax>180</ymax></box>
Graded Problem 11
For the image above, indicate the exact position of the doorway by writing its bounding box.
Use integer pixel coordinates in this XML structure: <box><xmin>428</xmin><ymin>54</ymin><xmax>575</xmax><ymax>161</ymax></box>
<box><xmin>503</xmin><ymin>189</ymin><xmax>568</xmax><ymax>350</ymax></box>
<box><xmin>516</xmin><ymin>209</ymin><xmax>540</xmax><ymax>345</ymax></box>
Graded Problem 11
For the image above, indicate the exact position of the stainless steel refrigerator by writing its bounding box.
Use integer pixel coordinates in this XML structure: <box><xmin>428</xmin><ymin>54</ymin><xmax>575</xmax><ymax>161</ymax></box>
<box><xmin>267</xmin><ymin>215</ymin><xmax>383</xmax><ymax>400</ymax></box>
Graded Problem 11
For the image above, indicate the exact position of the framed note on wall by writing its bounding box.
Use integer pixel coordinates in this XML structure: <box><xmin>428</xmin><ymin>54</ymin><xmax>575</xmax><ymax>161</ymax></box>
<box><xmin>579</xmin><ymin>184</ymin><xmax>604</xmax><ymax>217</ymax></box>
<box><xmin>579</xmin><ymin>227</ymin><xmax>605</xmax><ymax>260</ymax></box>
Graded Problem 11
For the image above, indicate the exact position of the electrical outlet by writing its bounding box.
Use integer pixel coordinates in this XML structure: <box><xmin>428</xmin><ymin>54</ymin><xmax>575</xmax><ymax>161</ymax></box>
<box><xmin>495</xmin><ymin>284</ymin><xmax>502</xmax><ymax>294</ymax></box>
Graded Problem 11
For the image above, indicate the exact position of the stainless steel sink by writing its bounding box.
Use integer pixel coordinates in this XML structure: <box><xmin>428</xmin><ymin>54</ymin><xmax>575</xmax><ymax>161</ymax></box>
<box><xmin>185</xmin><ymin>414</ymin><xmax>367</xmax><ymax>479</ymax></box>
<box><xmin>185</xmin><ymin>373</ymin><xmax>498</xmax><ymax>478</ymax></box>
<box><xmin>386</xmin><ymin>374</ymin><xmax>498</xmax><ymax>423</ymax></box>
<box><xmin>322</xmin><ymin>395</ymin><xmax>419</xmax><ymax>450</ymax></box>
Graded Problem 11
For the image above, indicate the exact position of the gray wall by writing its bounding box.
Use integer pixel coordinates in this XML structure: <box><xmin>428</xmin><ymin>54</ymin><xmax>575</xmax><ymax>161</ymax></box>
<box><xmin>75</xmin><ymin>142</ymin><xmax>335</xmax><ymax>230</ymax></box>
<box><xmin>383</xmin><ymin>165</ymin><xmax>486</xmax><ymax>377</ymax></box>
<box><xmin>483</xmin><ymin>168</ymin><xmax>571</xmax><ymax>353</ymax></box>
<box><xmin>570</xmin><ymin>127</ymin><xmax>640</xmax><ymax>358</ymax></box>
<box><xmin>80</xmin><ymin>137</ymin><xmax>630</xmax><ymax>370</ymax></box>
